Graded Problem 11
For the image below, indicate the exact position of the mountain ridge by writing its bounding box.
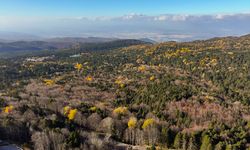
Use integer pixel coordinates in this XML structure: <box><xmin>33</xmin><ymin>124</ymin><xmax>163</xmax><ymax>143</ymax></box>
<box><xmin>1</xmin><ymin>33</ymin><xmax>250</xmax><ymax>52</ymax></box>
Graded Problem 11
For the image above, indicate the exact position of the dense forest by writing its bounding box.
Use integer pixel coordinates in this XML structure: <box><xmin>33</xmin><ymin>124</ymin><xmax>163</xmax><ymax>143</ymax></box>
<box><xmin>0</xmin><ymin>35</ymin><xmax>249</xmax><ymax>150</ymax></box>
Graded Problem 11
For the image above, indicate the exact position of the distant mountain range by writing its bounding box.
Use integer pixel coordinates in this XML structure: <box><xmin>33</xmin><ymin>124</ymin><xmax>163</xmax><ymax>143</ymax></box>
<box><xmin>0</xmin><ymin>41</ymin><xmax>63</xmax><ymax>51</ymax></box>
<box><xmin>0</xmin><ymin>31</ymin><xmax>156</xmax><ymax>52</ymax></box>
<box><xmin>5</xmin><ymin>32</ymin><xmax>250</xmax><ymax>52</ymax></box>
<box><xmin>0</xmin><ymin>37</ymin><xmax>154</xmax><ymax>52</ymax></box>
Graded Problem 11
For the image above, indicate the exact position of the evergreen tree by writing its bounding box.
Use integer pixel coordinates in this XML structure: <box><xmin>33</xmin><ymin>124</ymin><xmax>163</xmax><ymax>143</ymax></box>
<box><xmin>187</xmin><ymin>136</ymin><xmax>198</xmax><ymax>150</ymax></box>
<box><xmin>225</xmin><ymin>144</ymin><xmax>233</xmax><ymax>150</ymax></box>
<box><xmin>214</xmin><ymin>142</ymin><xmax>224</xmax><ymax>150</ymax></box>
<box><xmin>200</xmin><ymin>135</ymin><xmax>213</xmax><ymax>150</ymax></box>
<box><xmin>174</xmin><ymin>132</ymin><xmax>182</xmax><ymax>149</ymax></box>
<box><xmin>182</xmin><ymin>133</ymin><xmax>188</xmax><ymax>150</ymax></box>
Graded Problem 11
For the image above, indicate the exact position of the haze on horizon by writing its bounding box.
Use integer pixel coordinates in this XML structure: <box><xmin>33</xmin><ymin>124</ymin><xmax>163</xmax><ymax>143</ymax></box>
<box><xmin>0</xmin><ymin>0</ymin><xmax>250</xmax><ymax>42</ymax></box>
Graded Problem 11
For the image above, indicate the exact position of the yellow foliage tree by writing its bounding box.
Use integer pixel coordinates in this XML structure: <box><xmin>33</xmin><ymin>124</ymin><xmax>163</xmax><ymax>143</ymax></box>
<box><xmin>44</xmin><ymin>79</ymin><xmax>55</xmax><ymax>86</ymax></box>
<box><xmin>113</xmin><ymin>107</ymin><xmax>127</xmax><ymax>115</ymax></box>
<box><xmin>119</xmin><ymin>83</ymin><xmax>125</xmax><ymax>88</ymax></box>
<box><xmin>85</xmin><ymin>76</ymin><xmax>93</xmax><ymax>81</ymax></box>
<box><xmin>149</xmin><ymin>76</ymin><xmax>155</xmax><ymax>81</ymax></box>
<box><xmin>4</xmin><ymin>105</ymin><xmax>14</xmax><ymax>114</ymax></box>
<box><xmin>63</xmin><ymin>106</ymin><xmax>70</xmax><ymax>115</ymax></box>
<box><xmin>68</xmin><ymin>109</ymin><xmax>77</xmax><ymax>120</ymax></box>
<box><xmin>138</xmin><ymin>65</ymin><xmax>146</xmax><ymax>72</ymax></box>
<box><xmin>115</xmin><ymin>77</ymin><xmax>126</xmax><ymax>88</ymax></box>
<box><xmin>74</xmin><ymin>63</ymin><xmax>83</xmax><ymax>71</ymax></box>
<box><xmin>128</xmin><ymin>117</ymin><xmax>137</xmax><ymax>129</ymax></box>
<box><xmin>142</xmin><ymin>118</ymin><xmax>155</xmax><ymax>129</ymax></box>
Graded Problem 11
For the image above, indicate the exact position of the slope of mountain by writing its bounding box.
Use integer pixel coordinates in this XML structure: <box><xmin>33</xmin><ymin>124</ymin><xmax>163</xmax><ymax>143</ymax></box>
<box><xmin>0</xmin><ymin>39</ymin><xmax>148</xmax><ymax>52</ymax></box>
<box><xmin>2</xmin><ymin>33</ymin><xmax>249</xmax><ymax>52</ymax></box>
<box><xmin>0</xmin><ymin>41</ymin><xmax>58</xmax><ymax>51</ymax></box>
<box><xmin>0</xmin><ymin>34</ymin><xmax>249</xmax><ymax>149</ymax></box>
<box><xmin>139</xmin><ymin>38</ymin><xmax>157</xmax><ymax>44</ymax></box>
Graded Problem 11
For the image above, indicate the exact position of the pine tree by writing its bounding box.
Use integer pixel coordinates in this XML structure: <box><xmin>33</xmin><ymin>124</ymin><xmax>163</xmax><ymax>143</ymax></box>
<box><xmin>200</xmin><ymin>135</ymin><xmax>213</xmax><ymax>150</ymax></box>
<box><xmin>187</xmin><ymin>136</ymin><xmax>198</xmax><ymax>150</ymax></box>
<box><xmin>225</xmin><ymin>144</ymin><xmax>232</xmax><ymax>150</ymax></box>
<box><xmin>214</xmin><ymin>142</ymin><xmax>224</xmax><ymax>150</ymax></box>
<box><xmin>161</xmin><ymin>128</ymin><xmax>176</xmax><ymax>148</ymax></box>
<box><xmin>173</xmin><ymin>132</ymin><xmax>182</xmax><ymax>149</ymax></box>
<box><xmin>182</xmin><ymin>133</ymin><xmax>188</xmax><ymax>150</ymax></box>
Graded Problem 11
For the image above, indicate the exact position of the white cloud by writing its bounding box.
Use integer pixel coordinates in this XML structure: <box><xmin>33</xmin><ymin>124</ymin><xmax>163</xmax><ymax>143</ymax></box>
<box><xmin>1</xmin><ymin>13</ymin><xmax>250</xmax><ymax>41</ymax></box>
<box><xmin>214</xmin><ymin>14</ymin><xmax>225</xmax><ymax>19</ymax></box>
<box><xmin>154</xmin><ymin>15</ymin><xmax>169</xmax><ymax>21</ymax></box>
<box><xmin>171</xmin><ymin>15</ymin><xmax>189</xmax><ymax>21</ymax></box>
<box><xmin>153</xmin><ymin>15</ymin><xmax>189</xmax><ymax>21</ymax></box>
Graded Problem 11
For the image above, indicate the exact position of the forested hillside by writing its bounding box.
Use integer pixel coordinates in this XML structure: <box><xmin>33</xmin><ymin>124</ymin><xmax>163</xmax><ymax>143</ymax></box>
<box><xmin>0</xmin><ymin>35</ymin><xmax>249</xmax><ymax>150</ymax></box>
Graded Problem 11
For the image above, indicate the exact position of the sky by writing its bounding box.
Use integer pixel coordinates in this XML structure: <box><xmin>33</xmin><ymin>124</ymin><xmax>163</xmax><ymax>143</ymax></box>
<box><xmin>0</xmin><ymin>0</ymin><xmax>250</xmax><ymax>41</ymax></box>
<box><xmin>1</xmin><ymin>0</ymin><xmax>250</xmax><ymax>16</ymax></box>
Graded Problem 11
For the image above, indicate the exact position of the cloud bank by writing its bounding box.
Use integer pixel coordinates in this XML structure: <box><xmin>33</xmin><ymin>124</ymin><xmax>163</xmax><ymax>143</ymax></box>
<box><xmin>1</xmin><ymin>13</ymin><xmax>250</xmax><ymax>41</ymax></box>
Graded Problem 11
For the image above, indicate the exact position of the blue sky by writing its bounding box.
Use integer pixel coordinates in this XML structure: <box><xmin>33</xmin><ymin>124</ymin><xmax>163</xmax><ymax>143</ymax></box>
<box><xmin>0</xmin><ymin>0</ymin><xmax>250</xmax><ymax>41</ymax></box>
<box><xmin>1</xmin><ymin>0</ymin><xmax>250</xmax><ymax>17</ymax></box>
